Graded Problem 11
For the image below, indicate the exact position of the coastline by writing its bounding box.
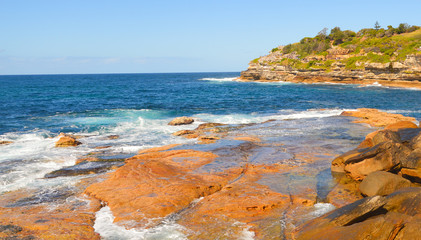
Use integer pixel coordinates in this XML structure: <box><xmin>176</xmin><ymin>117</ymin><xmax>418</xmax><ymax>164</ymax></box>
<box><xmin>237</xmin><ymin>76</ymin><xmax>421</xmax><ymax>90</ymax></box>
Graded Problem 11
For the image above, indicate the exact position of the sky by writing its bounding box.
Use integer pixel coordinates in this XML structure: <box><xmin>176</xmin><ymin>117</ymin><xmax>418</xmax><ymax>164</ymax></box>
<box><xmin>0</xmin><ymin>0</ymin><xmax>420</xmax><ymax>75</ymax></box>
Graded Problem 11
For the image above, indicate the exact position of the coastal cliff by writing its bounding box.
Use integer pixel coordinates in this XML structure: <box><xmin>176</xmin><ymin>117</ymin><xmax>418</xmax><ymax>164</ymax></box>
<box><xmin>241</xmin><ymin>25</ymin><xmax>421</xmax><ymax>87</ymax></box>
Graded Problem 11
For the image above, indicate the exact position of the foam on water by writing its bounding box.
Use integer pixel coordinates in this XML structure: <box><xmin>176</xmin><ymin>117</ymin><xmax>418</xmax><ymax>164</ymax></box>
<box><xmin>199</xmin><ymin>77</ymin><xmax>239</xmax><ymax>82</ymax></box>
<box><xmin>193</xmin><ymin>109</ymin><xmax>346</xmax><ymax>125</ymax></box>
<box><xmin>0</xmin><ymin>110</ymin><xmax>198</xmax><ymax>193</ymax></box>
<box><xmin>310</xmin><ymin>203</ymin><xmax>336</xmax><ymax>218</ymax></box>
<box><xmin>94</xmin><ymin>206</ymin><xmax>187</xmax><ymax>240</ymax></box>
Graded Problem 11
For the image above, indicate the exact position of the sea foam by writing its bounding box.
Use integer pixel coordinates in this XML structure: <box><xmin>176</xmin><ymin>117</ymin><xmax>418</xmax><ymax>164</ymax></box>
<box><xmin>94</xmin><ymin>206</ymin><xmax>187</xmax><ymax>240</ymax></box>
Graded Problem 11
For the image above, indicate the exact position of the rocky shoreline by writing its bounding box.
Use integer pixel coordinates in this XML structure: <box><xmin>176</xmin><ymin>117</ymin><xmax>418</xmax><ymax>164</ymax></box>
<box><xmin>1</xmin><ymin>110</ymin><xmax>420</xmax><ymax>239</ymax></box>
<box><xmin>239</xmin><ymin>50</ymin><xmax>421</xmax><ymax>90</ymax></box>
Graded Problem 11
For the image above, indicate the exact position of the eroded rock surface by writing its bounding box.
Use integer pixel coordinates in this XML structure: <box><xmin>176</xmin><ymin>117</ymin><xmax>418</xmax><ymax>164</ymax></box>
<box><xmin>168</xmin><ymin>116</ymin><xmax>194</xmax><ymax>126</ymax></box>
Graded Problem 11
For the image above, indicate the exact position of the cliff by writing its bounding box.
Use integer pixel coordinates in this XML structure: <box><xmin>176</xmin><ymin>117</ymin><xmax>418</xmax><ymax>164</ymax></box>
<box><xmin>241</xmin><ymin>25</ymin><xmax>421</xmax><ymax>87</ymax></box>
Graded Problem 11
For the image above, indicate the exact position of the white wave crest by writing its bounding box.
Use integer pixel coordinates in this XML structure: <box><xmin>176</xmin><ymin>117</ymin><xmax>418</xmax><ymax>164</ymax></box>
<box><xmin>193</xmin><ymin>109</ymin><xmax>345</xmax><ymax>125</ymax></box>
<box><xmin>199</xmin><ymin>77</ymin><xmax>238</xmax><ymax>82</ymax></box>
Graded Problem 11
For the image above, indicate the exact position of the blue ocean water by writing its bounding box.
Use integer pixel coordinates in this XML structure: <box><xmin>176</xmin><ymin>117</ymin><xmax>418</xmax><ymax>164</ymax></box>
<box><xmin>0</xmin><ymin>72</ymin><xmax>420</xmax><ymax>135</ymax></box>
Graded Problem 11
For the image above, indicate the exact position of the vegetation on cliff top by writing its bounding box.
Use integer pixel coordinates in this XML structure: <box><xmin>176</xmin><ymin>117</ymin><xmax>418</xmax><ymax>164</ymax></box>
<box><xmin>257</xmin><ymin>23</ymin><xmax>421</xmax><ymax>71</ymax></box>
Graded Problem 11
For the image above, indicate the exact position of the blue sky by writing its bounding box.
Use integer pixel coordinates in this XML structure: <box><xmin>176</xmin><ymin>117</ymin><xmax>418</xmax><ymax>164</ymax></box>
<box><xmin>0</xmin><ymin>0</ymin><xmax>420</xmax><ymax>75</ymax></box>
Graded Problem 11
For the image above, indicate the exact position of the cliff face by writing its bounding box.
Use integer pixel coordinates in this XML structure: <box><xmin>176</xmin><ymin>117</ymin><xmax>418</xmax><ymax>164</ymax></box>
<box><xmin>241</xmin><ymin>51</ymin><xmax>421</xmax><ymax>83</ymax></box>
<box><xmin>241</xmin><ymin>27</ymin><xmax>421</xmax><ymax>85</ymax></box>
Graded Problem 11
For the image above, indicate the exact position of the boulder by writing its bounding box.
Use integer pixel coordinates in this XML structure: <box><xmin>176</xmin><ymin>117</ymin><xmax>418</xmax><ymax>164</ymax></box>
<box><xmin>410</xmin><ymin>131</ymin><xmax>421</xmax><ymax>149</ymax></box>
<box><xmin>344</xmin><ymin>141</ymin><xmax>410</xmax><ymax>180</ymax></box>
<box><xmin>371</xmin><ymin>130</ymin><xmax>401</xmax><ymax>145</ymax></box>
<box><xmin>168</xmin><ymin>116</ymin><xmax>194</xmax><ymax>126</ymax></box>
<box><xmin>293</xmin><ymin>188</ymin><xmax>421</xmax><ymax>240</ymax></box>
<box><xmin>359</xmin><ymin>171</ymin><xmax>411</xmax><ymax>196</ymax></box>
<box><xmin>358</xmin><ymin>129</ymin><xmax>401</xmax><ymax>148</ymax></box>
<box><xmin>331</xmin><ymin>148</ymin><xmax>368</xmax><ymax>173</ymax></box>
<box><xmin>55</xmin><ymin>134</ymin><xmax>81</xmax><ymax>147</ymax></box>
<box><xmin>401</xmin><ymin>168</ymin><xmax>421</xmax><ymax>183</ymax></box>
<box><xmin>400</xmin><ymin>148</ymin><xmax>421</xmax><ymax>169</ymax></box>
<box><xmin>398</xmin><ymin>128</ymin><xmax>421</xmax><ymax>146</ymax></box>
<box><xmin>385</xmin><ymin>121</ymin><xmax>418</xmax><ymax>130</ymax></box>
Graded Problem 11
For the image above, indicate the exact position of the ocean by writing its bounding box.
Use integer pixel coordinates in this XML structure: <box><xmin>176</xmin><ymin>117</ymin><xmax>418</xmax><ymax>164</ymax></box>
<box><xmin>0</xmin><ymin>72</ymin><xmax>420</xmax><ymax>239</ymax></box>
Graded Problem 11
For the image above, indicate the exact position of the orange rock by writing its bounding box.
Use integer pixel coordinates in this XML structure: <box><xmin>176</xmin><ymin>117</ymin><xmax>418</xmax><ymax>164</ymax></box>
<box><xmin>341</xmin><ymin>108</ymin><xmax>416</xmax><ymax>127</ymax></box>
<box><xmin>0</xmin><ymin>141</ymin><xmax>13</xmax><ymax>145</ymax></box>
<box><xmin>85</xmin><ymin>149</ymin><xmax>243</xmax><ymax>227</ymax></box>
<box><xmin>0</xmin><ymin>182</ymin><xmax>102</xmax><ymax>240</ymax></box>
<box><xmin>137</xmin><ymin>143</ymin><xmax>180</xmax><ymax>154</ymax></box>
<box><xmin>385</xmin><ymin>121</ymin><xmax>418</xmax><ymax>130</ymax></box>
<box><xmin>172</xmin><ymin>129</ymin><xmax>195</xmax><ymax>136</ymax></box>
<box><xmin>55</xmin><ymin>134</ymin><xmax>81</xmax><ymax>147</ymax></box>
<box><xmin>233</xmin><ymin>136</ymin><xmax>261</xmax><ymax>142</ymax></box>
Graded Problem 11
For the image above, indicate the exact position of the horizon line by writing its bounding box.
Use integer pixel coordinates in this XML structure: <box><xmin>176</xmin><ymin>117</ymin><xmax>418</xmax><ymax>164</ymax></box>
<box><xmin>0</xmin><ymin>70</ymin><xmax>242</xmax><ymax>77</ymax></box>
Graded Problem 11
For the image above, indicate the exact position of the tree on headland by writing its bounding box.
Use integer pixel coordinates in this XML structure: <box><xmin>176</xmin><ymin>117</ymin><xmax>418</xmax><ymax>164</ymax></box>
<box><xmin>317</xmin><ymin>28</ymin><xmax>329</xmax><ymax>40</ymax></box>
<box><xmin>374</xmin><ymin>21</ymin><xmax>381</xmax><ymax>30</ymax></box>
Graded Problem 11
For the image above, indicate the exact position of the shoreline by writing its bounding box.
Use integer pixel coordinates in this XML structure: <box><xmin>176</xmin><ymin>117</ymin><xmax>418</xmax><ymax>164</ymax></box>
<box><xmin>237</xmin><ymin>76</ymin><xmax>421</xmax><ymax>90</ymax></box>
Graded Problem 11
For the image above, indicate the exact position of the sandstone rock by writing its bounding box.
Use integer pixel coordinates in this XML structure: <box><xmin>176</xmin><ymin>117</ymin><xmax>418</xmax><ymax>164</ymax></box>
<box><xmin>198</xmin><ymin>135</ymin><xmax>220</xmax><ymax>144</ymax></box>
<box><xmin>359</xmin><ymin>171</ymin><xmax>411</xmax><ymax>196</ymax></box>
<box><xmin>340</xmin><ymin>109</ymin><xmax>417</xmax><ymax>127</ymax></box>
<box><xmin>371</xmin><ymin>130</ymin><xmax>401</xmax><ymax>145</ymax></box>
<box><xmin>107</xmin><ymin>135</ymin><xmax>119</xmax><ymax>139</ymax></box>
<box><xmin>344</xmin><ymin>141</ymin><xmax>410</xmax><ymax>180</ymax></box>
<box><xmin>55</xmin><ymin>134</ymin><xmax>81</xmax><ymax>147</ymax></box>
<box><xmin>398</xmin><ymin>128</ymin><xmax>421</xmax><ymax>145</ymax></box>
<box><xmin>331</xmin><ymin>148</ymin><xmax>368</xmax><ymax>173</ymax></box>
<box><xmin>84</xmin><ymin>149</ymin><xmax>241</xmax><ymax>227</ymax></box>
<box><xmin>400</xmin><ymin>148</ymin><xmax>421</xmax><ymax>169</ymax></box>
<box><xmin>168</xmin><ymin>116</ymin><xmax>194</xmax><ymax>126</ymax></box>
<box><xmin>385</xmin><ymin>121</ymin><xmax>418</xmax><ymax>130</ymax></box>
<box><xmin>410</xmin><ymin>131</ymin><xmax>421</xmax><ymax>149</ymax></box>
<box><xmin>44</xmin><ymin>161</ymin><xmax>124</xmax><ymax>178</ymax></box>
<box><xmin>401</xmin><ymin>168</ymin><xmax>421</xmax><ymax>183</ymax></box>
<box><xmin>294</xmin><ymin>188</ymin><xmax>421</xmax><ymax>240</ymax></box>
<box><xmin>196</xmin><ymin>122</ymin><xmax>225</xmax><ymax>130</ymax></box>
<box><xmin>172</xmin><ymin>129</ymin><xmax>195</xmax><ymax>136</ymax></box>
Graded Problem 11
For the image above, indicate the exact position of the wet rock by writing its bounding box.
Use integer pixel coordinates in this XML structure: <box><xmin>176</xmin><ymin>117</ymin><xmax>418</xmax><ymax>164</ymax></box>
<box><xmin>172</xmin><ymin>129</ymin><xmax>196</xmax><ymax>136</ymax></box>
<box><xmin>55</xmin><ymin>134</ymin><xmax>81</xmax><ymax>147</ymax></box>
<box><xmin>6</xmin><ymin>188</ymin><xmax>74</xmax><ymax>207</ymax></box>
<box><xmin>168</xmin><ymin>116</ymin><xmax>194</xmax><ymax>126</ymax></box>
<box><xmin>385</xmin><ymin>121</ymin><xmax>418</xmax><ymax>130</ymax></box>
<box><xmin>343</xmin><ymin>141</ymin><xmax>410</xmax><ymax>180</ymax></box>
<box><xmin>107</xmin><ymin>135</ymin><xmax>119</xmax><ymax>139</ymax></box>
<box><xmin>94</xmin><ymin>145</ymin><xmax>111</xmax><ymax>149</ymax></box>
<box><xmin>0</xmin><ymin>141</ymin><xmax>13</xmax><ymax>145</ymax></box>
<box><xmin>359</xmin><ymin>171</ymin><xmax>411</xmax><ymax>196</ymax></box>
<box><xmin>84</xmin><ymin>149</ymin><xmax>240</xmax><ymax>227</ymax></box>
<box><xmin>44</xmin><ymin>161</ymin><xmax>123</xmax><ymax>178</ymax></box>
<box><xmin>196</xmin><ymin>122</ymin><xmax>225</xmax><ymax>130</ymax></box>
<box><xmin>198</xmin><ymin>135</ymin><xmax>220</xmax><ymax>144</ymax></box>
<box><xmin>0</xmin><ymin>224</ymin><xmax>23</xmax><ymax>234</ymax></box>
